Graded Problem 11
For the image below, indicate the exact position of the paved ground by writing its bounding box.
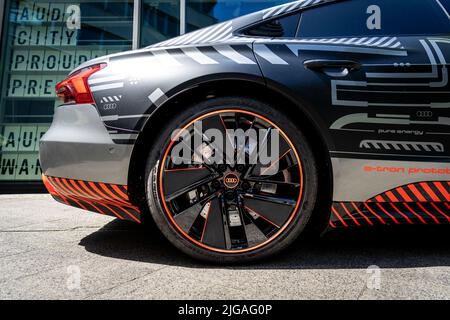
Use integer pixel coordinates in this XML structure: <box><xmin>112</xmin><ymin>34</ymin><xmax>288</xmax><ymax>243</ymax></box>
<box><xmin>0</xmin><ymin>194</ymin><xmax>449</xmax><ymax>300</ymax></box>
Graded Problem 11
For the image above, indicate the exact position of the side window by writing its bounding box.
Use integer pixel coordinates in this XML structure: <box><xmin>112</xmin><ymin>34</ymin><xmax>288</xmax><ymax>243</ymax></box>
<box><xmin>436</xmin><ymin>0</ymin><xmax>450</xmax><ymax>16</ymax></box>
<box><xmin>244</xmin><ymin>13</ymin><xmax>300</xmax><ymax>38</ymax></box>
<box><xmin>298</xmin><ymin>0</ymin><xmax>450</xmax><ymax>38</ymax></box>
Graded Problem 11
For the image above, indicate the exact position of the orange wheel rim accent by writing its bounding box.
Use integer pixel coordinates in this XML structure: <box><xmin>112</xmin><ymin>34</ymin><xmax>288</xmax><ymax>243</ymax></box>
<box><xmin>158</xmin><ymin>109</ymin><xmax>304</xmax><ymax>254</ymax></box>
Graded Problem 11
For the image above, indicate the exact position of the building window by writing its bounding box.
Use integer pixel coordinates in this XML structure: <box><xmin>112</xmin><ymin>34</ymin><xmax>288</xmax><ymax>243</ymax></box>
<box><xmin>186</xmin><ymin>0</ymin><xmax>290</xmax><ymax>32</ymax></box>
<box><xmin>0</xmin><ymin>0</ymin><xmax>133</xmax><ymax>184</ymax></box>
<box><xmin>140</xmin><ymin>0</ymin><xmax>180</xmax><ymax>46</ymax></box>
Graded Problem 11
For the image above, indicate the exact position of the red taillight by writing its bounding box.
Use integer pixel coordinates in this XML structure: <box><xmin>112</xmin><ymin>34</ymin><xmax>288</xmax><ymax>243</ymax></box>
<box><xmin>55</xmin><ymin>63</ymin><xmax>106</xmax><ymax>104</ymax></box>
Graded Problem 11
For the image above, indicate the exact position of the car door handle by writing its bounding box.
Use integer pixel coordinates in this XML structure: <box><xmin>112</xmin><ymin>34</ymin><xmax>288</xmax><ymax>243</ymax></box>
<box><xmin>303</xmin><ymin>59</ymin><xmax>361</xmax><ymax>77</ymax></box>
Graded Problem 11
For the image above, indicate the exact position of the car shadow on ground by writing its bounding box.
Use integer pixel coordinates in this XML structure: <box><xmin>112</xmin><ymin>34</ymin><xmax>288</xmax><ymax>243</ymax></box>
<box><xmin>79</xmin><ymin>218</ymin><xmax>450</xmax><ymax>269</ymax></box>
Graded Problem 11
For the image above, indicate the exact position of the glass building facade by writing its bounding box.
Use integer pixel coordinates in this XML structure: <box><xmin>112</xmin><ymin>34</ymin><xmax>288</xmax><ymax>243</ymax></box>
<box><xmin>0</xmin><ymin>0</ymin><xmax>288</xmax><ymax>191</ymax></box>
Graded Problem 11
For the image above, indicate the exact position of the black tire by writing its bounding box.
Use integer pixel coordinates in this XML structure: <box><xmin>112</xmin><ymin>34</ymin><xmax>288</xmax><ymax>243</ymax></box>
<box><xmin>146</xmin><ymin>97</ymin><xmax>318</xmax><ymax>263</ymax></box>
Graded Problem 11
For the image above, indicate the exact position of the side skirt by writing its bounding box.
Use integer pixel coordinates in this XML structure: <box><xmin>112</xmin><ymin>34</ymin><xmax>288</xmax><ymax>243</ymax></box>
<box><xmin>329</xmin><ymin>201</ymin><xmax>450</xmax><ymax>228</ymax></box>
<box><xmin>329</xmin><ymin>181</ymin><xmax>450</xmax><ymax>229</ymax></box>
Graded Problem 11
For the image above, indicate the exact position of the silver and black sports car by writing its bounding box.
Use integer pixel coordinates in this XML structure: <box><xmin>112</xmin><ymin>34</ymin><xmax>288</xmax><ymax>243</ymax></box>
<box><xmin>40</xmin><ymin>0</ymin><xmax>450</xmax><ymax>262</ymax></box>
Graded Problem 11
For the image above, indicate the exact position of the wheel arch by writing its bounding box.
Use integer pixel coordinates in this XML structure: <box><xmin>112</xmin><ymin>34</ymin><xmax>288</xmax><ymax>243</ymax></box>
<box><xmin>127</xmin><ymin>78</ymin><xmax>333</xmax><ymax>232</ymax></box>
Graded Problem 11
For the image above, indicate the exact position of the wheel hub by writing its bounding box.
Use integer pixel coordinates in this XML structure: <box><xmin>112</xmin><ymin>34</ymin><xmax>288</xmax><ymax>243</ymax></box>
<box><xmin>223</xmin><ymin>172</ymin><xmax>240</xmax><ymax>189</ymax></box>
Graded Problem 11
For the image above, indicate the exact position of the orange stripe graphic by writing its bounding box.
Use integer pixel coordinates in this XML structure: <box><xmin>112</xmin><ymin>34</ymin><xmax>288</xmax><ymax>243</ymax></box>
<box><xmin>43</xmin><ymin>175</ymin><xmax>140</xmax><ymax>222</ymax></box>
<box><xmin>331</xmin><ymin>206</ymin><xmax>348</xmax><ymax>227</ymax></box>
<box><xmin>416</xmin><ymin>203</ymin><xmax>440</xmax><ymax>224</ymax></box>
<box><xmin>396</xmin><ymin>187</ymin><xmax>413</xmax><ymax>202</ymax></box>
<box><xmin>429</xmin><ymin>202</ymin><xmax>450</xmax><ymax>222</ymax></box>
<box><xmin>389</xmin><ymin>203</ymin><xmax>414</xmax><ymax>225</ymax></box>
<box><xmin>110</xmin><ymin>184</ymin><xmax>129</xmax><ymax>201</ymax></box>
<box><xmin>78</xmin><ymin>180</ymin><xmax>101</xmax><ymax>200</ymax></box>
<box><xmin>351</xmin><ymin>202</ymin><xmax>377</xmax><ymax>225</ymax></box>
<box><xmin>434</xmin><ymin>182</ymin><xmax>450</xmax><ymax>201</ymax></box>
<box><xmin>419</xmin><ymin>183</ymin><xmax>440</xmax><ymax>202</ymax></box>
<box><xmin>407</xmin><ymin>184</ymin><xmax>427</xmax><ymax>202</ymax></box>
<box><xmin>385</xmin><ymin>191</ymin><xmax>399</xmax><ymax>202</ymax></box>
<box><xmin>99</xmin><ymin>183</ymin><xmax>128</xmax><ymax>204</ymax></box>
<box><xmin>340</xmin><ymin>203</ymin><xmax>361</xmax><ymax>226</ymax></box>
<box><xmin>374</xmin><ymin>203</ymin><xmax>401</xmax><ymax>225</ymax></box>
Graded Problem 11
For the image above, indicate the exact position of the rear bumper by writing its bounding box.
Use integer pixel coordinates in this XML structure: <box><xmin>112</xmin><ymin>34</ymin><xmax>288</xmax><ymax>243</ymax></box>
<box><xmin>39</xmin><ymin>104</ymin><xmax>141</xmax><ymax>222</ymax></box>
<box><xmin>42</xmin><ymin>174</ymin><xmax>141</xmax><ymax>222</ymax></box>
<box><xmin>39</xmin><ymin>103</ymin><xmax>133</xmax><ymax>185</ymax></box>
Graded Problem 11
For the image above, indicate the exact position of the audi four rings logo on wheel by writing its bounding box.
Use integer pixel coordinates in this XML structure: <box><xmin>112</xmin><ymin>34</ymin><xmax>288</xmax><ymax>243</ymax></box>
<box><xmin>39</xmin><ymin>0</ymin><xmax>450</xmax><ymax>263</ymax></box>
<box><xmin>224</xmin><ymin>173</ymin><xmax>240</xmax><ymax>189</ymax></box>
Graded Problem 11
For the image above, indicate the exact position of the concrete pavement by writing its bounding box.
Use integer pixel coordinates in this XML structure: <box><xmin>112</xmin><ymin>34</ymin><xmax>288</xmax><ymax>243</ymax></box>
<box><xmin>0</xmin><ymin>194</ymin><xmax>449</xmax><ymax>299</ymax></box>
